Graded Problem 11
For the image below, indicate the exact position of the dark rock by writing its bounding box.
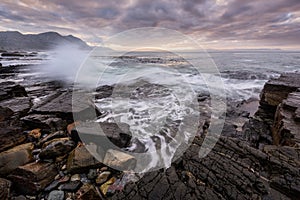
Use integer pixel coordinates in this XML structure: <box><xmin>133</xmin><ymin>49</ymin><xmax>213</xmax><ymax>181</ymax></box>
<box><xmin>0</xmin><ymin>143</ymin><xmax>33</xmax><ymax>176</ymax></box>
<box><xmin>59</xmin><ymin>180</ymin><xmax>82</xmax><ymax>192</ymax></box>
<box><xmin>39</xmin><ymin>138</ymin><xmax>75</xmax><ymax>160</ymax></box>
<box><xmin>95</xmin><ymin>85</ymin><xmax>113</xmax><ymax>99</ymax></box>
<box><xmin>0</xmin><ymin>106</ymin><xmax>14</xmax><ymax>121</ymax></box>
<box><xmin>272</xmin><ymin>91</ymin><xmax>300</xmax><ymax>146</ymax></box>
<box><xmin>21</xmin><ymin>114</ymin><xmax>67</xmax><ymax>131</ymax></box>
<box><xmin>111</xmin><ymin>136</ymin><xmax>299</xmax><ymax>200</ymax></box>
<box><xmin>0</xmin><ymin>178</ymin><xmax>11</xmax><ymax>200</ymax></box>
<box><xmin>48</xmin><ymin>190</ymin><xmax>64</xmax><ymax>200</ymax></box>
<box><xmin>258</xmin><ymin>73</ymin><xmax>300</xmax><ymax>125</ymax></box>
<box><xmin>44</xmin><ymin>180</ymin><xmax>60</xmax><ymax>192</ymax></box>
<box><xmin>0</xmin><ymin>127</ymin><xmax>26</xmax><ymax>152</ymax></box>
<box><xmin>8</xmin><ymin>162</ymin><xmax>58</xmax><ymax>195</ymax></box>
<box><xmin>36</xmin><ymin>130</ymin><xmax>67</xmax><ymax>147</ymax></box>
<box><xmin>32</xmin><ymin>91</ymin><xmax>99</xmax><ymax>121</ymax></box>
<box><xmin>0</xmin><ymin>97</ymin><xmax>32</xmax><ymax>117</ymax></box>
<box><xmin>76</xmin><ymin>122</ymin><xmax>132</xmax><ymax>149</ymax></box>
<box><xmin>0</xmin><ymin>81</ymin><xmax>27</xmax><ymax>101</ymax></box>
<box><xmin>67</xmin><ymin>146</ymin><xmax>103</xmax><ymax>174</ymax></box>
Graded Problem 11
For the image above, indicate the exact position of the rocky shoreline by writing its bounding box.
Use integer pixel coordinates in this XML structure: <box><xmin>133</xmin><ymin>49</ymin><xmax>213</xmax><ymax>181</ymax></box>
<box><xmin>0</xmin><ymin>64</ymin><xmax>299</xmax><ymax>200</ymax></box>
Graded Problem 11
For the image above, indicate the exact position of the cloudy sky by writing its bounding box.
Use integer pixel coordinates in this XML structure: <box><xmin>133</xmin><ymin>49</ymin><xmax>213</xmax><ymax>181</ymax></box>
<box><xmin>0</xmin><ymin>0</ymin><xmax>299</xmax><ymax>50</ymax></box>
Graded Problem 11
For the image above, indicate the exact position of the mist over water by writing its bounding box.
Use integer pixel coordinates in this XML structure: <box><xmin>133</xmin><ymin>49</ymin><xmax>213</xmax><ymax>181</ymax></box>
<box><xmin>38</xmin><ymin>44</ymin><xmax>90</xmax><ymax>82</ymax></box>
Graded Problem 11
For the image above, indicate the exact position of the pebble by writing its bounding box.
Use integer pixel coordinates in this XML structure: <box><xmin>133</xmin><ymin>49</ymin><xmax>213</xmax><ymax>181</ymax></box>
<box><xmin>59</xmin><ymin>180</ymin><xmax>83</xmax><ymax>192</ymax></box>
<box><xmin>100</xmin><ymin>177</ymin><xmax>116</xmax><ymax>195</ymax></box>
<box><xmin>96</xmin><ymin>171</ymin><xmax>111</xmax><ymax>185</ymax></box>
<box><xmin>87</xmin><ymin>169</ymin><xmax>97</xmax><ymax>180</ymax></box>
<box><xmin>48</xmin><ymin>190</ymin><xmax>64</xmax><ymax>200</ymax></box>
<box><xmin>71</xmin><ymin>174</ymin><xmax>81</xmax><ymax>182</ymax></box>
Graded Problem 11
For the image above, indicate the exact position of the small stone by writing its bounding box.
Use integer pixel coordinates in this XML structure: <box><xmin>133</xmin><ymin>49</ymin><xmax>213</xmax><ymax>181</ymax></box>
<box><xmin>44</xmin><ymin>180</ymin><xmax>60</xmax><ymax>192</ymax></box>
<box><xmin>11</xmin><ymin>195</ymin><xmax>27</xmax><ymax>200</ymax></box>
<box><xmin>61</xmin><ymin>164</ymin><xmax>67</xmax><ymax>170</ymax></box>
<box><xmin>48</xmin><ymin>190</ymin><xmax>64</xmax><ymax>200</ymax></box>
<box><xmin>29</xmin><ymin>128</ymin><xmax>41</xmax><ymax>139</ymax></box>
<box><xmin>58</xmin><ymin>175</ymin><xmax>70</xmax><ymax>184</ymax></box>
<box><xmin>59</xmin><ymin>180</ymin><xmax>83</xmax><ymax>192</ymax></box>
<box><xmin>100</xmin><ymin>177</ymin><xmax>116</xmax><ymax>196</ymax></box>
<box><xmin>71</xmin><ymin>174</ymin><xmax>81</xmax><ymax>182</ymax></box>
<box><xmin>77</xmin><ymin>183</ymin><xmax>101</xmax><ymax>200</ymax></box>
<box><xmin>55</xmin><ymin>174</ymin><xmax>61</xmax><ymax>180</ymax></box>
<box><xmin>87</xmin><ymin>169</ymin><xmax>97</xmax><ymax>180</ymax></box>
<box><xmin>96</xmin><ymin>171</ymin><xmax>111</xmax><ymax>185</ymax></box>
<box><xmin>100</xmin><ymin>167</ymin><xmax>108</xmax><ymax>171</ymax></box>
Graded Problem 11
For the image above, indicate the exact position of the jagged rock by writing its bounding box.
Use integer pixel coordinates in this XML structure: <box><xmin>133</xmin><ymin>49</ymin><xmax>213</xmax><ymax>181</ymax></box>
<box><xmin>111</xmin><ymin>136</ymin><xmax>300</xmax><ymax>200</ymax></box>
<box><xmin>0</xmin><ymin>143</ymin><xmax>33</xmax><ymax>175</ymax></box>
<box><xmin>272</xmin><ymin>91</ymin><xmax>300</xmax><ymax>146</ymax></box>
<box><xmin>0</xmin><ymin>81</ymin><xmax>27</xmax><ymax>101</ymax></box>
<box><xmin>0</xmin><ymin>97</ymin><xmax>32</xmax><ymax>117</ymax></box>
<box><xmin>0</xmin><ymin>178</ymin><xmax>11</xmax><ymax>200</ymax></box>
<box><xmin>258</xmin><ymin>73</ymin><xmax>300</xmax><ymax>125</ymax></box>
<box><xmin>8</xmin><ymin>162</ymin><xmax>58</xmax><ymax>195</ymax></box>
<box><xmin>21</xmin><ymin>114</ymin><xmax>66</xmax><ymax>130</ymax></box>
<box><xmin>67</xmin><ymin>146</ymin><xmax>103</xmax><ymax>174</ymax></box>
<box><xmin>39</xmin><ymin>138</ymin><xmax>75</xmax><ymax>160</ymax></box>
<box><xmin>48</xmin><ymin>190</ymin><xmax>64</xmax><ymax>200</ymax></box>
<box><xmin>103</xmin><ymin>149</ymin><xmax>136</xmax><ymax>171</ymax></box>
<box><xmin>0</xmin><ymin>127</ymin><xmax>26</xmax><ymax>152</ymax></box>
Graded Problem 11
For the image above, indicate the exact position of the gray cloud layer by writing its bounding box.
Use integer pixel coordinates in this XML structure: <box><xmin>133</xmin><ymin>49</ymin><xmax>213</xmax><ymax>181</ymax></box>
<box><xmin>0</xmin><ymin>0</ymin><xmax>299</xmax><ymax>49</ymax></box>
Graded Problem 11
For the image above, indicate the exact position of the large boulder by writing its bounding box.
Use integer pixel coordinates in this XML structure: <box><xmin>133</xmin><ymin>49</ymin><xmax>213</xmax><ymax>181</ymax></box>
<box><xmin>8</xmin><ymin>162</ymin><xmax>58</xmax><ymax>195</ymax></box>
<box><xmin>0</xmin><ymin>143</ymin><xmax>33</xmax><ymax>175</ymax></box>
<box><xmin>21</xmin><ymin>114</ymin><xmax>66</xmax><ymax>130</ymax></box>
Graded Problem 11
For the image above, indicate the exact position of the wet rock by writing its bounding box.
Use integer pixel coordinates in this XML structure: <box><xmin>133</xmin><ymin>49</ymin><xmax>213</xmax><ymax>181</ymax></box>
<box><xmin>8</xmin><ymin>162</ymin><xmax>58</xmax><ymax>195</ymax></box>
<box><xmin>59</xmin><ymin>180</ymin><xmax>82</xmax><ymax>192</ymax></box>
<box><xmin>67</xmin><ymin>146</ymin><xmax>103</xmax><ymax>174</ymax></box>
<box><xmin>48</xmin><ymin>190</ymin><xmax>64</xmax><ymax>200</ymax></box>
<box><xmin>44</xmin><ymin>180</ymin><xmax>60</xmax><ymax>192</ymax></box>
<box><xmin>112</xmin><ymin>136</ymin><xmax>300</xmax><ymax>200</ymax></box>
<box><xmin>0</xmin><ymin>143</ymin><xmax>33</xmax><ymax>175</ymax></box>
<box><xmin>0</xmin><ymin>97</ymin><xmax>32</xmax><ymax>117</ymax></box>
<box><xmin>272</xmin><ymin>91</ymin><xmax>300</xmax><ymax>146</ymax></box>
<box><xmin>103</xmin><ymin>149</ymin><xmax>136</xmax><ymax>171</ymax></box>
<box><xmin>0</xmin><ymin>106</ymin><xmax>14</xmax><ymax>121</ymax></box>
<box><xmin>36</xmin><ymin>130</ymin><xmax>67</xmax><ymax>147</ymax></box>
<box><xmin>21</xmin><ymin>114</ymin><xmax>66</xmax><ymax>131</ymax></box>
<box><xmin>0</xmin><ymin>81</ymin><xmax>27</xmax><ymax>101</ymax></box>
<box><xmin>76</xmin><ymin>122</ymin><xmax>132</xmax><ymax>149</ymax></box>
<box><xmin>0</xmin><ymin>178</ymin><xmax>11</xmax><ymax>200</ymax></box>
<box><xmin>95</xmin><ymin>85</ymin><xmax>113</xmax><ymax>99</ymax></box>
<box><xmin>32</xmin><ymin>91</ymin><xmax>99</xmax><ymax>120</ymax></box>
<box><xmin>96</xmin><ymin>171</ymin><xmax>111</xmax><ymax>185</ymax></box>
<box><xmin>39</xmin><ymin>137</ymin><xmax>75</xmax><ymax>160</ymax></box>
<box><xmin>0</xmin><ymin>126</ymin><xmax>26</xmax><ymax>152</ymax></box>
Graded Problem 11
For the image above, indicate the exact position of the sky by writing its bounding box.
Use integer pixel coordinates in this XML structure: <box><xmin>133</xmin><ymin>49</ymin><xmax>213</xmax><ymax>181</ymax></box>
<box><xmin>0</xmin><ymin>0</ymin><xmax>300</xmax><ymax>50</ymax></box>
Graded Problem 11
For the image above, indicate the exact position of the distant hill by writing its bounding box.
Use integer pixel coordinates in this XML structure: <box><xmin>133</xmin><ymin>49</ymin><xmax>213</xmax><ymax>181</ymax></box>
<box><xmin>0</xmin><ymin>31</ymin><xmax>91</xmax><ymax>51</ymax></box>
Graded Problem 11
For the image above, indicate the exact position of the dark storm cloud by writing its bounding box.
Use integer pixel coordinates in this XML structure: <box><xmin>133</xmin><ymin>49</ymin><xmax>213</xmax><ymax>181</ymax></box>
<box><xmin>0</xmin><ymin>0</ymin><xmax>299</xmax><ymax>48</ymax></box>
